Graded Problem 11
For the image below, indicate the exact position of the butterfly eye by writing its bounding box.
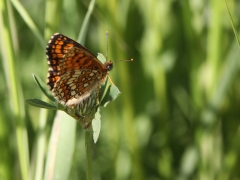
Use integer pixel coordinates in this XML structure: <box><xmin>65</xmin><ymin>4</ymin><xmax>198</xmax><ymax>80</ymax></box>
<box><xmin>106</xmin><ymin>63</ymin><xmax>113</xmax><ymax>71</ymax></box>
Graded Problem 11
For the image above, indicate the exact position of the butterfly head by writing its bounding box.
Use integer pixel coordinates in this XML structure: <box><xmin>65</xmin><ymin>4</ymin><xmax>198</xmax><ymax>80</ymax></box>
<box><xmin>105</xmin><ymin>61</ymin><xmax>113</xmax><ymax>71</ymax></box>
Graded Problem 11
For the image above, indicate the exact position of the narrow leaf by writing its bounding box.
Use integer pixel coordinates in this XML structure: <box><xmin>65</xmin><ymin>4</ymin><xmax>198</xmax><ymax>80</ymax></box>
<box><xmin>225</xmin><ymin>0</ymin><xmax>240</xmax><ymax>46</ymax></box>
<box><xmin>25</xmin><ymin>99</ymin><xmax>57</xmax><ymax>109</ymax></box>
<box><xmin>92</xmin><ymin>108</ymin><xmax>101</xmax><ymax>143</ymax></box>
<box><xmin>32</xmin><ymin>74</ymin><xmax>55</xmax><ymax>102</ymax></box>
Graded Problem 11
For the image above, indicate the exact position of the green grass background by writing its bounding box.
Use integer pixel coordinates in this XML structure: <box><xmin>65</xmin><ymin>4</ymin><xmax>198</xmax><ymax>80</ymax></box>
<box><xmin>1</xmin><ymin>0</ymin><xmax>240</xmax><ymax>179</ymax></box>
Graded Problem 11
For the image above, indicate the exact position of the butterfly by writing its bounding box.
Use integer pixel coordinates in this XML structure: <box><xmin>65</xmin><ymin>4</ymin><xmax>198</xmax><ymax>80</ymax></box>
<box><xmin>46</xmin><ymin>33</ymin><xmax>113</xmax><ymax>122</ymax></box>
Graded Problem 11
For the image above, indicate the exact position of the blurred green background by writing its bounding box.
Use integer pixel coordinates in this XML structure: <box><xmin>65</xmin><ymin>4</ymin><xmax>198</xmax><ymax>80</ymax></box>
<box><xmin>1</xmin><ymin>0</ymin><xmax>240</xmax><ymax>179</ymax></box>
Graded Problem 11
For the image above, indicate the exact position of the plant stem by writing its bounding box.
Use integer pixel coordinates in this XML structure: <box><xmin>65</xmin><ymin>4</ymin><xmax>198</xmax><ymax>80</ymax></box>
<box><xmin>85</xmin><ymin>129</ymin><xmax>92</xmax><ymax>180</ymax></box>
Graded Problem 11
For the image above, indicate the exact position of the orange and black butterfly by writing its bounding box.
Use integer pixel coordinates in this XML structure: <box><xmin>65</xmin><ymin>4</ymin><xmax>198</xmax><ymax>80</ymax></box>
<box><xmin>46</xmin><ymin>33</ymin><xmax>113</xmax><ymax>109</ymax></box>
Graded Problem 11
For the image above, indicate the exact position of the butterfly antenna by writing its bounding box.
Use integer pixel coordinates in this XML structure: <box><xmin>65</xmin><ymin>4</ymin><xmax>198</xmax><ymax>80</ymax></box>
<box><xmin>105</xmin><ymin>31</ymin><xmax>133</xmax><ymax>63</ymax></box>
<box><xmin>112</xmin><ymin>58</ymin><xmax>134</xmax><ymax>62</ymax></box>
<box><xmin>106</xmin><ymin>31</ymin><xmax>109</xmax><ymax>61</ymax></box>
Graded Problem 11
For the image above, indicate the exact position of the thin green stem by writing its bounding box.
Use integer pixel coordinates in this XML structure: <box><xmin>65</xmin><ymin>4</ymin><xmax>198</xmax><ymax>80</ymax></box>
<box><xmin>85</xmin><ymin>129</ymin><xmax>92</xmax><ymax>180</ymax></box>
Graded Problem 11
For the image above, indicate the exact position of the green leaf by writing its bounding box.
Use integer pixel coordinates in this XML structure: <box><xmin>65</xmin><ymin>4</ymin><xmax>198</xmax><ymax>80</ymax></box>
<box><xmin>97</xmin><ymin>53</ymin><xmax>106</xmax><ymax>63</ymax></box>
<box><xmin>96</xmin><ymin>53</ymin><xmax>121</xmax><ymax>106</ymax></box>
<box><xmin>100</xmin><ymin>84</ymin><xmax>121</xmax><ymax>107</ymax></box>
<box><xmin>25</xmin><ymin>99</ymin><xmax>57</xmax><ymax>110</ymax></box>
<box><xmin>92</xmin><ymin>107</ymin><xmax>101</xmax><ymax>143</ymax></box>
<box><xmin>32</xmin><ymin>74</ymin><xmax>55</xmax><ymax>102</ymax></box>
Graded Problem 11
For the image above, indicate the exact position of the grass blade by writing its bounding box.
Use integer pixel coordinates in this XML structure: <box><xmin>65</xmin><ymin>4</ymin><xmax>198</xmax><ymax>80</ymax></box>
<box><xmin>10</xmin><ymin>0</ymin><xmax>45</xmax><ymax>48</ymax></box>
<box><xmin>0</xmin><ymin>0</ymin><xmax>29</xmax><ymax>179</ymax></box>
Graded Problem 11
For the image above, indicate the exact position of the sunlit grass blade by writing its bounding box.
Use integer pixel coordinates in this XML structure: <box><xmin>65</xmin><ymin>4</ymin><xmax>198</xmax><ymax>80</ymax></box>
<box><xmin>77</xmin><ymin>0</ymin><xmax>96</xmax><ymax>43</ymax></box>
<box><xmin>44</xmin><ymin>0</ymin><xmax>63</xmax><ymax>39</ymax></box>
<box><xmin>225</xmin><ymin>0</ymin><xmax>240</xmax><ymax>46</ymax></box>
<box><xmin>0</xmin><ymin>0</ymin><xmax>29</xmax><ymax>179</ymax></box>
<box><xmin>43</xmin><ymin>111</ymin><xmax>76</xmax><ymax>180</ymax></box>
